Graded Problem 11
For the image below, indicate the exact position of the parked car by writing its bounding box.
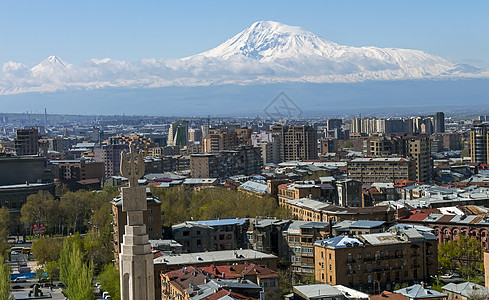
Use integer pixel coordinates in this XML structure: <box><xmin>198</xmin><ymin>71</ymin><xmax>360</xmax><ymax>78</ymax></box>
<box><xmin>441</xmin><ymin>273</ymin><xmax>460</xmax><ymax>279</ymax></box>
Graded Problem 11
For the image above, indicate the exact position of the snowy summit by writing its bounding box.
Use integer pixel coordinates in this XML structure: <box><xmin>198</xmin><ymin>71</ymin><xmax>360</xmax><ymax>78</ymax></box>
<box><xmin>0</xmin><ymin>20</ymin><xmax>487</xmax><ymax>95</ymax></box>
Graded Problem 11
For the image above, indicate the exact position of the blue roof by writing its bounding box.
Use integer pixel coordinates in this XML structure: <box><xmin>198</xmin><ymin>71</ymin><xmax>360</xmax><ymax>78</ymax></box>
<box><xmin>191</xmin><ymin>218</ymin><xmax>248</xmax><ymax>227</ymax></box>
<box><xmin>351</xmin><ymin>220</ymin><xmax>385</xmax><ymax>229</ymax></box>
<box><xmin>314</xmin><ymin>236</ymin><xmax>364</xmax><ymax>249</ymax></box>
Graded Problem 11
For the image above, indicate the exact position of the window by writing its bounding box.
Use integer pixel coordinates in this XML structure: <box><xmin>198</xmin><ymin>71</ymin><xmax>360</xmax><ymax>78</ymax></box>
<box><xmin>329</xmin><ymin>253</ymin><xmax>332</xmax><ymax>260</ymax></box>
<box><xmin>148</xmin><ymin>216</ymin><xmax>153</xmax><ymax>223</ymax></box>
<box><xmin>329</xmin><ymin>265</ymin><xmax>332</xmax><ymax>271</ymax></box>
<box><xmin>197</xmin><ymin>239</ymin><xmax>201</xmax><ymax>246</ymax></box>
<box><xmin>148</xmin><ymin>226</ymin><xmax>153</xmax><ymax>232</ymax></box>
<box><xmin>148</xmin><ymin>208</ymin><xmax>152</xmax><ymax>213</ymax></box>
<box><xmin>183</xmin><ymin>231</ymin><xmax>190</xmax><ymax>236</ymax></box>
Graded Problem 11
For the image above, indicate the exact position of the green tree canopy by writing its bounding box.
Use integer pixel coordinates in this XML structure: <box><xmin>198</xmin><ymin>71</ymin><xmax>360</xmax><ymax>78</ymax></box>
<box><xmin>0</xmin><ymin>207</ymin><xmax>10</xmax><ymax>256</ymax></box>
<box><xmin>31</xmin><ymin>237</ymin><xmax>63</xmax><ymax>265</ymax></box>
<box><xmin>151</xmin><ymin>186</ymin><xmax>290</xmax><ymax>225</ymax></box>
<box><xmin>59</xmin><ymin>236</ymin><xmax>94</xmax><ymax>300</ymax></box>
<box><xmin>45</xmin><ymin>261</ymin><xmax>59</xmax><ymax>284</ymax></box>
<box><xmin>20</xmin><ymin>190</ymin><xmax>57</xmax><ymax>233</ymax></box>
<box><xmin>0</xmin><ymin>255</ymin><xmax>13</xmax><ymax>300</ymax></box>
<box><xmin>98</xmin><ymin>264</ymin><xmax>120</xmax><ymax>300</ymax></box>
<box><xmin>439</xmin><ymin>235</ymin><xmax>483</xmax><ymax>280</ymax></box>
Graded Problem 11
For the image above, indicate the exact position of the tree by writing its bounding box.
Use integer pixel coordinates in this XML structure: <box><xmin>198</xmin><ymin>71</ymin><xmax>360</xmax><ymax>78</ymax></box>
<box><xmin>0</xmin><ymin>207</ymin><xmax>10</xmax><ymax>256</ymax></box>
<box><xmin>0</xmin><ymin>255</ymin><xmax>13</xmax><ymax>300</ymax></box>
<box><xmin>59</xmin><ymin>191</ymin><xmax>92</xmax><ymax>234</ymax></box>
<box><xmin>98</xmin><ymin>264</ymin><xmax>120</xmax><ymax>300</ymax></box>
<box><xmin>152</xmin><ymin>186</ymin><xmax>291</xmax><ymax>225</ymax></box>
<box><xmin>31</xmin><ymin>237</ymin><xmax>63</xmax><ymax>265</ymax></box>
<box><xmin>45</xmin><ymin>261</ymin><xmax>59</xmax><ymax>284</ymax></box>
<box><xmin>83</xmin><ymin>231</ymin><xmax>113</xmax><ymax>274</ymax></box>
<box><xmin>59</xmin><ymin>237</ymin><xmax>94</xmax><ymax>300</ymax></box>
<box><xmin>439</xmin><ymin>235</ymin><xmax>483</xmax><ymax>280</ymax></box>
<box><xmin>20</xmin><ymin>190</ymin><xmax>57</xmax><ymax>234</ymax></box>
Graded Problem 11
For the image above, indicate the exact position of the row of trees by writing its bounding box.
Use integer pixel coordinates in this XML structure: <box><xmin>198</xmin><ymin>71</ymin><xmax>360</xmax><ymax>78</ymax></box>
<box><xmin>150</xmin><ymin>186</ymin><xmax>293</xmax><ymax>226</ymax></box>
<box><xmin>0</xmin><ymin>255</ymin><xmax>12</xmax><ymax>300</ymax></box>
<box><xmin>0</xmin><ymin>207</ymin><xmax>10</xmax><ymax>256</ymax></box>
<box><xmin>20</xmin><ymin>186</ymin><xmax>118</xmax><ymax>236</ymax></box>
<box><xmin>32</xmin><ymin>233</ymin><xmax>119</xmax><ymax>300</ymax></box>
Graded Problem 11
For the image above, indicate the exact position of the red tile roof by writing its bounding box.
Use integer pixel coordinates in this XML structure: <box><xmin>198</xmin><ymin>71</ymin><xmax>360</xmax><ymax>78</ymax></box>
<box><xmin>402</xmin><ymin>211</ymin><xmax>429</xmax><ymax>222</ymax></box>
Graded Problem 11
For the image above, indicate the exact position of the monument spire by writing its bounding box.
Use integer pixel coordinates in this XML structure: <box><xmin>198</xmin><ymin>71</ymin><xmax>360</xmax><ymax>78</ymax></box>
<box><xmin>119</xmin><ymin>144</ymin><xmax>155</xmax><ymax>300</ymax></box>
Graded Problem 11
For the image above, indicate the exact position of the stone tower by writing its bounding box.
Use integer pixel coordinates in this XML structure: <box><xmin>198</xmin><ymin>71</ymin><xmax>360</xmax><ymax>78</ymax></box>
<box><xmin>119</xmin><ymin>144</ymin><xmax>155</xmax><ymax>300</ymax></box>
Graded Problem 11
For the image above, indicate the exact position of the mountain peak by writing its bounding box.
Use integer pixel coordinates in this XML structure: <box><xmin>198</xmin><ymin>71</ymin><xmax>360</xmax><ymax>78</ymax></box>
<box><xmin>45</xmin><ymin>55</ymin><xmax>67</xmax><ymax>66</ymax></box>
<box><xmin>249</xmin><ymin>20</ymin><xmax>312</xmax><ymax>36</ymax></box>
<box><xmin>31</xmin><ymin>55</ymin><xmax>70</xmax><ymax>76</ymax></box>
<box><xmin>198</xmin><ymin>20</ymin><xmax>337</xmax><ymax>61</ymax></box>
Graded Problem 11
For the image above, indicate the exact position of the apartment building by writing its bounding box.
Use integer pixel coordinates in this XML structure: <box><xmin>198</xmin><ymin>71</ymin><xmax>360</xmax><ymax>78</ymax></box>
<box><xmin>15</xmin><ymin>128</ymin><xmax>39</xmax><ymax>155</ymax></box>
<box><xmin>283</xmin><ymin>221</ymin><xmax>330</xmax><ymax>276</ymax></box>
<box><xmin>271</xmin><ymin>125</ymin><xmax>318</xmax><ymax>162</ymax></box>
<box><xmin>314</xmin><ymin>227</ymin><xmax>438</xmax><ymax>293</ymax></box>
<box><xmin>190</xmin><ymin>146</ymin><xmax>262</xmax><ymax>178</ymax></box>
<box><xmin>278</xmin><ymin>183</ymin><xmax>322</xmax><ymax>206</ymax></box>
<box><xmin>470</xmin><ymin>123</ymin><xmax>489</xmax><ymax>164</ymax></box>
<box><xmin>348</xmin><ymin>158</ymin><xmax>415</xmax><ymax>185</ymax></box>
<box><xmin>285</xmin><ymin>198</ymin><xmax>396</xmax><ymax>223</ymax></box>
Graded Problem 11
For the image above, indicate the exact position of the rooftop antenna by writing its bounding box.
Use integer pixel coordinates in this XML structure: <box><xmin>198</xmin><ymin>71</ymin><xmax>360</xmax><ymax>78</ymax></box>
<box><xmin>44</xmin><ymin>108</ymin><xmax>47</xmax><ymax>125</ymax></box>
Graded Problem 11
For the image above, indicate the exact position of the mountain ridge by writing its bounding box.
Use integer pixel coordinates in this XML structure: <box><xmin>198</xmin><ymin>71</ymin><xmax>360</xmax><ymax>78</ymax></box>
<box><xmin>1</xmin><ymin>20</ymin><xmax>488</xmax><ymax>95</ymax></box>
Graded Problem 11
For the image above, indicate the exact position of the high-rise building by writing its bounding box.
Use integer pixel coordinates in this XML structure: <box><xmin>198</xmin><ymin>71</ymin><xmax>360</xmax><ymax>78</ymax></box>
<box><xmin>188</xmin><ymin>128</ymin><xmax>202</xmax><ymax>143</ymax></box>
<box><xmin>15</xmin><ymin>128</ymin><xmax>39</xmax><ymax>156</ymax></box>
<box><xmin>257</xmin><ymin>141</ymin><xmax>281</xmax><ymax>164</ymax></box>
<box><xmin>202</xmin><ymin>129</ymin><xmax>238</xmax><ymax>153</ymax></box>
<box><xmin>271</xmin><ymin>125</ymin><xmax>317</xmax><ymax>162</ymax></box>
<box><xmin>327</xmin><ymin>119</ymin><xmax>343</xmax><ymax>132</ymax></box>
<box><xmin>407</xmin><ymin>135</ymin><xmax>431</xmax><ymax>182</ymax></box>
<box><xmin>434</xmin><ymin>112</ymin><xmax>445</xmax><ymax>133</ymax></box>
<box><xmin>168</xmin><ymin>120</ymin><xmax>189</xmax><ymax>147</ymax></box>
<box><xmin>470</xmin><ymin>123</ymin><xmax>489</xmax><ymax>164</ymax></box>
<box><xmin>102</xmin><ymin>144</ymin><xmax>129</xmax><ymax>177</ymax></box>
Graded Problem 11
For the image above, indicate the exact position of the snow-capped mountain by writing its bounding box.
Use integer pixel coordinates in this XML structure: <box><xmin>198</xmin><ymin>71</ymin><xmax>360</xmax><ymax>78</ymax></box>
<box><xmin>0</xmin><ymin>21</ymin><xmax>487</xmax><ymax>95</ymax></box>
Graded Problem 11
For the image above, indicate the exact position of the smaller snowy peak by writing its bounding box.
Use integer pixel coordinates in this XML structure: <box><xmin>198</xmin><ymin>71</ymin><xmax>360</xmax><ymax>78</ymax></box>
<box><xmin>43</xmin><ymin>55</ymin><xmax>68</xmax><ymax>67</ymax></box>
<box><xmin>31</xmin><ymin>55</ymin><xmax>70</xmax><ymax>71</ymax></box>
<box><xmin>31</xmin><ymin>55</ymin><xmax>72</xmax><ymax>78</ymax></box>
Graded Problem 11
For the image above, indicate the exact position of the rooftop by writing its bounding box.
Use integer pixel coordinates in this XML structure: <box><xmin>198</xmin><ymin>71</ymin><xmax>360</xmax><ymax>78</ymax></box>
<box><xmin>294</xmin><ymin>284</ymin><xmax>343</xmax><ymax>299</ymax></box>
<box><xmin>314</xmin><ymin>236</ymin><xmax>364</xmax><ymax>249</ymax></box>
<box><xmin>154</xmin><ymin>249</ymin><xmax>277</xmax><ymax>266</ymax></box>
<box><xmin>395</xmin><ymin>284</ymin><xmax>447</xmax><ymax>299</ymax></box>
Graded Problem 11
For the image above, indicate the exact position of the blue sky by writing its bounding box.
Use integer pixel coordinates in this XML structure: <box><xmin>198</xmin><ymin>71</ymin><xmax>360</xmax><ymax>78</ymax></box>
<box><xmin>1</xmin><ymin>0</ymin><xmax>488</xmax><ymax>67</ymax></box>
